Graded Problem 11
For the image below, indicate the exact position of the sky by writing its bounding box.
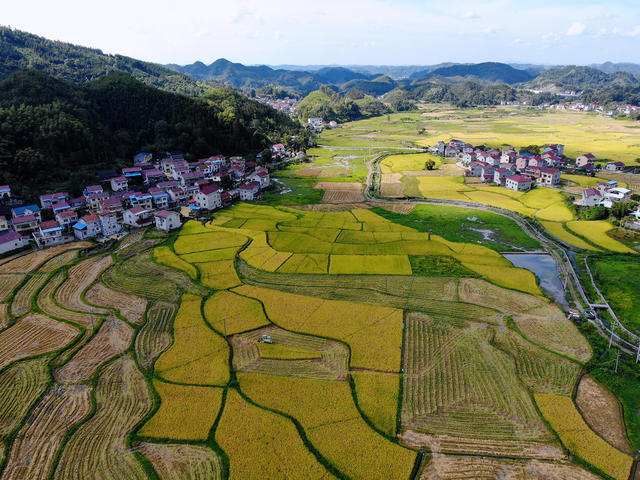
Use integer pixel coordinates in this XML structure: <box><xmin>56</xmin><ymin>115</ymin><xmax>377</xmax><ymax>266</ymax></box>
<box><xmin>3</xmin><ymin>0</ymin><xmax>640</xmax><ymax>66</ymax></box>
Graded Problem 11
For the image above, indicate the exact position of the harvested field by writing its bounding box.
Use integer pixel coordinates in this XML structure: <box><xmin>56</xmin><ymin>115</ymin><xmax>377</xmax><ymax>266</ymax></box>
<box><xmin>155</xmin><ymin>294</ymin><xmax>229</xmax><ymax>386</ymax></box>
<box><xmin>0</xmin><ymin>356</ymin><xmax>51</xmax><ymax>437</ymax></box>
<box><xmin>239</xmin><ymin>373</ymin><xmax>417</xmax><ymax>480</ymax></box>
<box><xmin>352</xmin><ymin>372</ymin><xmax>399</xmax><ymax>437</ymax></box>
<box><xmin>0</xmin><ymin>304</ymin><xmax>7</xmax><ymax>330</ymax></box>
<box><xmin>235</xmin><ymin>284</ymin><xmax>404</xmax><ymax>372</ymax></box>
<box><xmin>37</xmin><ymin>249</ymin><xmax>79</xmax><ymax>272</ymax></box>
<box><xmin>154</xmin><ymin>245</ymin><xmax>198</xmax><ymax>279</ymax></box>
<box><xmin>36</xmin><ymin>272</ymin><xmax>98</xmax><ymax>328</ymax></box>
<box><xmin>535</xmin><ymin>393</ymin><xmax>633</xmax><ymax>480</ymax></box>
<box><xmin>10</xmin><ymin>273</ymin><xmax>48</xmax><ymax>317</ymax></box>
<box><xmin>135</xmin><ymin>301</ymin><xmax>177</xmax><ymax>371</ymax></box>
<box><xmin>137</xmin><ymin>442</ymin><xmax>223</xmax><ymax>480</ymax></box>
<box><xmin>54</xmin><ymin>255</ymin><xmax>113</xmax><ymax>313</ymax></box>
<box><xmin>139</xmin><ymin>380</ymin><xmax>223</xmax><ymax>441</ymax></box>
<box><xmin>54</xmin><ymin>316</ymin><xmax>134</xmax><ymax>383</ymax></box>
<box><xmin>458</xmin><ymin>278</ymin><xmax>545</xmax><ymax>313</ymax></box>
<box><xmin>378</xmin><ymin>203</ymin><xmax>416</xmax><ymax>214</ymax></box>
<box><xmin>576</xmin><ymin>375</ymin><xmax>632</xmax><ymax>454</ymax></box>
<box><xmin>381</xmin><ymin>173</ymin><xmax>405</xmax><ymax>197</ymax></box>
<box><xmin>513</xmin><ymin>304</ymin><xmax>592</xmax><ymax>363</ymax></box>
<box><xmin>315</xmin><ymin>182</ymin><xmax>364</xmax><ymax>203</ymax></box>
<box><xmin>1</xmin><ymin>384</ymin><xmax>92</xmax><ymax>480</ymax></box>
<box><xmin>402</xmin><ymin>313</ymin><xmax>550</xmax><ymax>442</ymax></box>
<box><xmin>85</xmin><ymin>282</ymin><xmax>147</xmax><ymax>325</ymax></box>
<box><xmin>203</xmin><ymin>290</ymin><xmax>269</xmax><ymax>335</ymax></box>
<box><xmin>0</xmin><ymin>314</ymin><xmax>78</xmax><ymax>370</ymax></box>
<box><xmin>0</xmin><ymin>274</ymin><xmax>25</xmax><ymax>301</ymax></box>
<box><xmin>0</xmin><ymin>243</ymin><xmax>89</xmax><ymax>274</ymax></box>
<box><xmin>419</xmin><ymin>454</ymin><xmax>603</xmax><ymax>480</ymax></box>
<box><xmin>216</xmin><ymin>389</ymin><xmax>335</xmax><ymax>480</ymax></box>
<box><xmin>231</xmin><ymin>326</ymin><xmax>349</xmax><ymax>380</ymax></box>
<box><xmin>399</xmin><ymin>431</ymin><xmax>565</xmax><ymax>460</ymax></box>
<box><xmin>54</xmin><ymin>354</ymin><xmax>153</xmax><ymax>480</ymax></box>
<box><xmin>103</xmin><ymin>251</ymin><xmax>209</xmax><ymax>302</ymax></box>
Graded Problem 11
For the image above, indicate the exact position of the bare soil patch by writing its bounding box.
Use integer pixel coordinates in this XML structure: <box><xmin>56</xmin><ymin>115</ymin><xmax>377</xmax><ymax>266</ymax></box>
<box><xmin>377</xmin><ymin>203</ymin><xmax>416</xmax><ymax>214</ymax></box>
<box><xmin>289</xmin><ymin>203</ymin><xmax>370</xmax><ymax>212</ymax></box>
<box><xmin>381</xmin><ymin>173</ymin><xmax>405</xmax><ymax>197</ymax></box>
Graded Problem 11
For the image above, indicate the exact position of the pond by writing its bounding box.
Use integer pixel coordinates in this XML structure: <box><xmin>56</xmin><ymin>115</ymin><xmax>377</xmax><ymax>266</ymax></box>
<box><xmin>503</xmin><ymin>254</ymin><xmax>568</xmax><ymax>308</ymax></box>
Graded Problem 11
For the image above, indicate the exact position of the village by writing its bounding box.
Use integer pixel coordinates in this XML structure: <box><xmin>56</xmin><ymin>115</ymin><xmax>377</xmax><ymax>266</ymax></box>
<box><xmin>432</xmin><ymin>139</ymin><xmax>636</xmax><ymax>212</ymax></box>
<box><xmin>0</xmin><ymin>144</ymin><xmax>292</xmax><ymax>255</ymax></box>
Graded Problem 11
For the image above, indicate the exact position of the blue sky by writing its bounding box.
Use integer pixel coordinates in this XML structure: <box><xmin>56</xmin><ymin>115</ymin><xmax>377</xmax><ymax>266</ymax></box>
<box><xmin>3</xmin><ymin>0</ymin><xmax>639</xmax><ymax>65</ymax></box>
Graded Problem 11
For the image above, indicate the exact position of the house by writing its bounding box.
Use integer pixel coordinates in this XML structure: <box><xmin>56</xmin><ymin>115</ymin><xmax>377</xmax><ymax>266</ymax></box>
<box><xmin>0</xmin><ymin>216</ymin><xmax>7</xmax><ymax>231</ymax></box>
<box><xmin>542</xmin><ymin>153</ymin><xmax>561</xmax><ymax>166</ymax></box>
<box><xmin>99</xmin><ymin>197</ymin><xmax>123</xmax><ymax>216</ymax></box>
<box><xmin>179</xmin><ymin>171</ymin><xmax>205</xmax><ymax>187</ymax></box>
<box><xmin>12</xmin><ymin>204</ymin><xmax>41</xmax><ymax>221</ymax></box>
<box><xmin>581</xmin><ymin>188</ymin><xmax>603</xmax><ymax>207</ymax></box>
<box><xmin>194</xmin><ymin>184</ymin><xmax>222</xmax><ymax>210</ymax></box>
<box><xmin>123</xmin><ymin>206</ymin><xmax>153</xmax><ymax>228</ymax></box>
<box><xmin>55</xmin><ymin>209</ymin><xmax>78</xmax><ymax>230</ymax></box>
<box><xmin>39</xmin><ymin>192</ymin><xmax>69</xmax><ymax>209</ymax></box>
<box><xmin>83</xmin><ymin>185</ymin><xmax>103</xmax><ymax>197</ymax></box>
<box><xmin>86</xmin><ymin>191</ymin><xmax>110</xmax><ymax>211</ymax></box>
<box><xmin>525</xmin><ymin>166</ymin><xmax>543</xmax><ymax>181</ymax></box>
<box><xmin>73</xmin><ymin>214</ymin><xmax>102</xmax><ymax>240</ymax></box>
<box><xmin>429</xmin><ymin>141</ymin><xmax>445</xmax><ymax>155</ymax></box>
<box><xmin>271</xmin><ymin>143</ymin><xmax>286</xmax><ymax>157</ymax></box>
<box><xmin>221</xmin><ymin>191</ymin><xmax>233</xmax><ymax>206</ymax></box>
<box><xmin>122</xmin><ymin>167</ymin><xmax>143</xmax><ymax>179</ymax></box>
<box><xmin>493</xmin><ymin>168</ymin><xmax>511</xmax><ymax>186</ymax></box>
<box><xmin>0</xmin><ymin>185</ymin><xmax>11</xmax><ymax>201</ymax></box>
<box><xmin>604</xmin><ymin>187</ymin><xmax>631</xmax><ymax>203</ymax></box>
<box><xmin>149</xmin><ymin>188</ymin><xmax>169</xmax><ymax>209</ymax></box>
<box><xmin>128</xmin><ymin>192</ymin><xmax>153</xmax><ymax>210</ymax></box>
<box><xmin>68</xmin><ymin>197</ymin><xmax>86</xmax><ymax>210</ymax></box>
<box><xmin>528</xmin><ymin>157</ymin><xmax>547</xmax><ymax>168</ymax></box>
<box><xmin>501</xmin><ymin>152</ymin><xmax>517</xmax><ymax>164</ymax></box>
<box><xmin>144</xmin><ymin>169</ymin><xmax>165</xmax><ymax>185</ymax></box>
<box><xmin>110</xmin><ymin>176</ymin><xmax>129</xmax><ymax>192</ymax></box>
<box><xmin>308</xmin><ymin>117</ymin><xmax>324</xmax><ymax>131</ymax></box>
<box><xmin>538</xmin><ymin>167</ymin><xmax>561</xmax><ymax>186</ymax></box>
<box><xmin>515</xmin><ymin>156</ymin><xmax>530</xmax><ymax>171</ymax></box>
<box><xmin>12</xmin><ymin>215</ymin><xmax>39</xmax><ymax>234</ymax></box>
<box><xmin>250</xmin><ymin>170</ymin><xmax>270</xmax><ymax>189</ymax></box>
<box><xmin>239</xmin><ymin>182</ymin><xmax>261</xmax><ymax>200</ymax></box>
<box><xmin>481</xmin><ymin>164</ymin><xmax>496</xmax><ymax>182</ymax></box>
<box><xmin>605</xmin><ymin>162</ymin><xmax>625</xmax><ymax>172</ymax></box>
<box><xmin>33</xmin><ymin>220</ymin><xmax>65</xmax><ymax>248</ymax></box>
<box><xmin>462</xmin><ymin>152</ymin><xmax>477</xmax><ymax>165</ymax></box>
<box><xmin>0</xmin><ymin>231</ymin><xmax>29</xmax><ymax>255</ymax></box>
<box><xmin>505</xmin><ymin>175</ymin><xmax>533</xmax><ymax>192</ymax></box>
<box><xmin>466</xmin><ymin>161</ymin><xmax>486</xmax><ymax>177</ymax></box>
<box><xmin>544</xmin><ymin>144</ymin><xmax>565</xmax><ymax>156</ymax></box>
<box><xmin>52</xmin><ymin>202</ymin><xmax>71</xmax><ymax>214</ymax></box>
<box><xmin>576</xmin><ymin>154</ymin><xmax>596</xmax><ymax>168</ymax></box>
<box><xmin>154</xmin><ymin>210</ymin><xmax>181</xmax><ymax>232</ymax></box>
<box><xmin>99</xmin><ymin>213</ymin><xmax>121</xmax><ymax>237</ymax></box>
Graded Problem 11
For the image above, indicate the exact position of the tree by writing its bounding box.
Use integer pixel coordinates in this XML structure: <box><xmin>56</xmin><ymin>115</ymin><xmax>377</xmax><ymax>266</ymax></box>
<box><xmin>424</xmin><ymin>159</ymin><xmax>436</xmax><ymax>171</ymax></box>
<box><xmin>520</xmin><ymin>145</ymin><xmax>541</xmax><ymax>155</ymax></box>
<box><xmin>611</xmin><ymin>201</ymin><xmax>631</xmax><ymax>220</ymax></box>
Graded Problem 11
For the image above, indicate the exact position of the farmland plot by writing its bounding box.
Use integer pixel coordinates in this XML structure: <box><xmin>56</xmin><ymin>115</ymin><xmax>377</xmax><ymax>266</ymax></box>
<box><xmin>0</xmin><ymin>384</ymin><xmax>92</xmax><ymax>480</ymax></box>
<box><xmin>135</xmin><ymin>301</ymin><xmax>177</xmax><ymax>371</ymax></box>
<box><xmin>204</xmin><ymin>290</ymin><xmax>269</xmax><ymax>335</ymax></box>
<box><xmin>154</xmin><ymin>245</ymin><xmax>198</xmax><ymax>280</ymax></box>
<box><xmin>37</xmin><ymin>249</ymin><xmax>79</xmax><ymax>272</ymax></box>
<box><xmin>0</xmin><ymin>274</ymin><xmax>24</xmax><ymax>301</ymax></box>
<box><xmin>137</xmin><ymin>442</ymin><xmax>223</xmax><ymax>480</ymax></box>
<box><xmin>0</xmin><ymin>314</ymin><xmax>78</xmax><ymax>370</ymax></box>
<box><xmin>85</xmin><ymin>282</ymin><xmax>147</xmax><ymax>325</ymax></box>
<box><xmin>0</xmin><ymin>242</ymin><xmax>89</xmax><ymax>274</ymax></box>
<box><xmin>54</xmin><ymin>316</ymin><xmax>134</xmax><ymax>383</ymax></box>
<box><xmin>10</xmin><ymin>273</ymin><xmax>48</xmax><ymax>317</ymax></box>
<box><xmin>0</xmin><ymin>356</ymin><xmax>51</xmax><ymax>438</ymax></box>
<box><xmin>54</xmin><ymin>255</ymin><xmax>113</xmax><ymax>313</ymax></box>
<box><xmin>0</xmin><ymin>304</ymin><xmax>7</xmax><ymax>330</ymax></box>
<box><xmin>36</xmin><ymin>271</ymin><xmax>98</xmax><ymax>328</ymax></box>
<box><xmin>352</xmin><ymin>372</ymin><xmax>400</xmax><ymax>437</ymax></box>
<box><xmin>54</xmin><ymin>355</ymin><xmax>153</xmax><ymax>480</ymax></box>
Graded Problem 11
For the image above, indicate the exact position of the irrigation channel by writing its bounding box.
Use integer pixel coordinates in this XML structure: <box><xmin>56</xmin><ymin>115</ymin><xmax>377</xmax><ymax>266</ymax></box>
<box><xmin>360</xmin><ymin>150</ymin><xmax>640</xmax><ymax>359</ymax></box>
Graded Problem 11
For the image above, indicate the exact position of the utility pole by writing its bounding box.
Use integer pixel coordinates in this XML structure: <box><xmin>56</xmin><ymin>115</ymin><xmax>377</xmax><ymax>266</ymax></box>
<box><xmin>615</xmin><ymin>350</ymin><xmax>621</xmax><ymax>373</ymax></box>
<box><xmin>223</xmin><ymin>315</ymin><xmax>227</xmax><ymax>338</ymax></box>
<box><xmin>636</xmin><ymin>339</ymin><xmax>640</xmax><ymax>364</ymax></box>
<box><xmin>609</xmin><ymin>323</ymin><xmax>615</xmax><ymax>349</ymax></box>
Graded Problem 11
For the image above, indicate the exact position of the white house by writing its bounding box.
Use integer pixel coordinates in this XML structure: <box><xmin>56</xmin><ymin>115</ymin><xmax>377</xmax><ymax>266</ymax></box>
<box><xmin>123</xmin><ymin>207</ymin><xmax>153</xmax><ymax>228</ymax></box>
<box><xmin>250</xmin><ymin>170</ymin><xmax>270</xmax><ymax>189</ymax></box>
<box><xmin>194</xmin><ymin>184</ymin><xmax>222</xmax><ymax>210</ymax></box>
<box><xmin>0</xmin><ymin>216</ymin><xmax>7</xmax><ymax>231</ymax></box>
<box><xmin>493</xmin><ymin>168</ymin><xmax>511</xmax><ymax>186</ymax></box>
<box><xmin>0</xmin><ymin>185</ymin><xmax>11</xmax><ymax>201</ymax></box>
<box><xmin>581</xmin><ymin>188</ymin><xmax>603</xmax><ymax>207</ymax></box>
<box><xmin>99</xmin><ymin>213</ymin><xmax>121</xmax><ymax>237</ymax></box>
<box><xmin>466</xmin><ymin>161</ymin><xmax>485</xmax><ymax>177</ymax></box>
<box><xmin>538</xmin><ymin>167</ymin><xmax>561</xmax><ymax>186</ymax></box>
<box><xmin>33</xmin><ymin>220</ymin><xmax>65</xmax><ymax>248</ymax></box>
<box><xmin>271</xmin><ymin>143</ymin><xmax>286</xmax><ymax>157</ymax></box>
<box><xmin>576</xmin><ymin>154</ymin><xmax>596</xmax><ymax>168</ymax></box>
<box><xmin>55</xmin><ymin>209</ymin><xmax>78</xmax><ymax>230</ymax></box>
<box><xmin>0</xmin><ymin>231</ymin><xmax>29</xmax><ymax>255</ymax></box>
<box><xmin>154</xmin><ymin>210</ymin><xmax>181</xmax><ymax>232</ymax></box>
<box><xmin>239</xmin><ymin>182</ymin><xmax>260</xmax><ymax>200</ymax></box>
<box><xmin>429</xmin><ymin>141</ymin><xmax>445</xmax><ymax>155</ymax></box>
<box><xmin>605</xmin><ymin>162</ymin><xmax>625</xmax><ymax>172</ymax></box>
<box><xmin>505</xmin><ymin>175</ymin><xmax>533</xmax><ymax>192</ymax></box>
<box><xmin>73</xmin><ymin>214</ymin><xmax>102</xmax><ymax>240</ymax></box>
<box><xmin>604</xmin><ymin>187</ymin><xmax>631</xmax><ymax>203</ymax></box>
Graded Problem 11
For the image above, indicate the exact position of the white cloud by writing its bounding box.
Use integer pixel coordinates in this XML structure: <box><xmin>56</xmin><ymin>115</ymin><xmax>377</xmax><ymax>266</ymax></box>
<box><xmin>566</xmin><ymin>22</ymin><xmax>587</xmax><ymax>36</ymax></box>
<box><xmin>630</xmin><ymin>25</ymin><xmax>640</xmax><ymax>37</ymax></box>
<box><xmin>462</xmin><ymin>11</ymin><xmax>480</xmax><ymax>19</ymax></box>
<box><xmin>483</xmin><ymin>26</ymin><xmax>495</xmax><ymax>34</ymax></box>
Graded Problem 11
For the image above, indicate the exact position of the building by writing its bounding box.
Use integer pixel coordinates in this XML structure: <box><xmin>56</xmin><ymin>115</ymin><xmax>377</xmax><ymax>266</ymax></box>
<box><xmin>528</xmin><ymin>157</ymin><xmax>547</xmax><ymax>168</ymax></box>
<box><xmin>179</xmin><ymin>171</ymin><xmax>205</xmax><ymax>187</ymax></box>
<box><xmin>123</xmin><ymin>206</ymin><xmax>153</xmax><ymax>228</ymax></box>
<box><xmin>55</xmin><ymin>209</ymin><xmax>78</xmax><ymax>230</ymax></box>
<box><xmin>250</xmin><ymin>170</ymin><xmax>270</xmax><ymax>189</ymax></box>
<box><xmin>143</xmin><ymin>169</ymin><xmax>165</xmax><ymax>185</ymax></box>
<box><xmin>308</xmin><ymin>117</ymin><xmax>324</xmax><ymax>131</ymax></box>
<box><xmin>239</xmin><ymin>182</ymin><xmax>260</xmax><ymax>200</ymax></box>
<box><xmin>605</xmin><ymin>162</ymin><xmax>625</xmax><ymax>172</ymax></box>
<box><xmin>99</xmin><ymin>197</ymin><xmax>123</xmax><ymax>216</ymax></box>
<box><xmin>99</xmin><ymin>213</ymin><xmax>121</xmax><ymax>237</ymax></box>
<box><xmin>110</xmin><ymin>176</ymin><xmax>129</xmax><ymax>192</ymax></box>
<box><xmin>12</xmin><ymin>215</ymin><xmax>39</xmax><ymax>234</ymax></box>
<box><xmin>122</xmin><ymin>167</ymin><xmax>143</xmax><ymax>180</ymax></box>
<box><xmin>429</xmin><ymin>141</ymin><xmax>445</xmax><ymax>155</ymax></box>
<box><xmin>73</xmin><ymin>214</ymin><xmax>102</xmax><ymax>240</ymax></box>
<box><xmin>149</xmin><ymin>188</ymin><xmax>169</xmax><ymax>209</ymax></box>
<box><xmin>33</xmin><ymin>220</ymin><xmax>65</xmax><ymax>248</ymax></box>
<box><xmin>466</xmin><ymin>161</ymin><xmax>485</xmax><ymax>177</ymax></box>
<box><xmin>0</xmin><ymin>216</ymin><xmax>7</xmax><ymax>231</ymax></box>
<box><xmin>39</xmin><ymin>192</ymin><xmax>69</xmax><ymax>209</ymax></box>
<box><xmin>515</xmin><ymin>156</ymin><xmax>530</xmax><ymax>171</ymax></box>
<box><xmin>194</xmin><ymin>184</ymin><xmax>222</xmax><ymax>210</ymax></box>
<box><xmin>83</xmin><ymin>185</ymin><xmax>103</xmax><ymax>197</ymax></box>
<box><xmin>0</xmin><ymin>231</ymin><xmax>29</xmax><ymax>255</ymax></box>
<box><xmin>86</xmin><ymin>191</ymin><xmax>110</xmax><ymax>211</ymax></box>
<box><xmin>481</xmin><ymin>165</ymin><xmax>495</xmax><ymax>182</ymax></box>
<box><xmin>493</xmin><ymin>168</ymin><xmax>511</xmax><ymax>186</ymax></box>
<box><xmin>538</xmin><ymin>167</ymin><xmax>560</xmax><ymax>186</ymax></box>
<box><xmin>604</xmin><ymin>187</ymin><xmax>631</xmax><ymax>203</ymax></box>
<box><xmin>271</xmin><ymin>143</ymin><xmax>286</xmax><ymax>157</ymax></box>
<box><xmin>154</xmin><ymin>210</ymin><xmax>181</xmax><ymax>232</ymax></box>
<box><xmin>581</xmin><ymin>188</ymin><xmax>603</xmax><ymax>207</ymax></box>
<box><xmin>0</xmin><ymin>185</ymin><xmax>11</xmax><ymax>201</ymax></box>
<box><xmin>505</xmin><ymin>175</ymin><xmax>533</xmax><ymax>192</ymax></box>
<box><xmin>12</xmin><ymin>204</ymin><xmax>41</xmax><ymax>222</ymax></box>
<box><xmin>576</xmin><ymin>154</ymin><xmax>596</xmax><ymax>168</ymax></box>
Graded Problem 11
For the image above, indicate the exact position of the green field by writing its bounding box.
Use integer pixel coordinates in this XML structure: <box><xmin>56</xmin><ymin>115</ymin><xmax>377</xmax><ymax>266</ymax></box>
<box><xmin>591</xmin><ymin>255</ymin><xmax>640</xmax><ymax>331</ymax></box>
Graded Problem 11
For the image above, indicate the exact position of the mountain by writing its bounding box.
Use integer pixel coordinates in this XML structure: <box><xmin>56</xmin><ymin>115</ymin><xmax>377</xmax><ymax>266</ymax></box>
<box><xmin>410</xmin><ymin>62</ymin><xmax>535</xmax><ymax>84</ymax></box>
<box><xmin>297</xmin><ymin>86</ymin><xmax>390</xmax><ymax>122</ymax></box>
<box><xmin>0</xmin><ymin>27</ymin><xmax>211</xmax><ymax>96</ymax></box>
<box><xmin>341</xmin><ymin>75</ymin><xmax>397</xmax><ymax>97</ymax></box>
<box><xmin>527</xmin><ymin>66</ymin><xmax>639</xmax><ymax>91</ymax></box>
<box><xmin>0</xmin><ymin>70</ymin><xmax>302</xmax><ymax>200</ymax></box>
<box><xmin>384</xmin><ymin>80</ymin><xmax>517</xmax><ymax>108</ymax></box>
<box><xmin>593</xmin><ymin>62</ymin><xmax>640</xmax><ymax>76</ymax></box>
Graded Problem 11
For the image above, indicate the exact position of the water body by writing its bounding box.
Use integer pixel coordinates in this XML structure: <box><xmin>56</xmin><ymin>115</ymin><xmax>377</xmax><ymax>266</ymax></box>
<box><xmin>503</xmin><ymin>254</ymin><xmax>568</xmax><ymax>308</ymax></box>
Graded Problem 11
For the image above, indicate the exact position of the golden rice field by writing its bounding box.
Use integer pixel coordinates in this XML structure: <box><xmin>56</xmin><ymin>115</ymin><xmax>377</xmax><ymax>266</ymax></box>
<box><xmin>380</xmin><ymin>153</ymin><xmax>442</xmax><ymax>173</ymax></box>
<box><xmin>565</xmin><ymin>220</ymin><xmax>636</xmax><ymax>253</ymax></box>
<box><xmin>535</xmin><ymin>393</ymin><xmax>633</xmax><ymax>480</ymax></box>
<box><xmin>539</xmin><ymin>221</ymin><xmax>601</xmax><ymax>251</ymax></box>
<box><xmin>154</xmin><ymin>245</ymin><xmax>198</xmax><ymax>279</ymax></box>
<box><xmin>352</xmin><ymin>372</ymin><xmax>400</xmax><ymax>437</ymax></box>
<box><xmin>204</xmin><ymin>290</ymin><xmax>270</xmax><ymax>334</ymax></box>
<box><xmin>137</xmin><ymin>442</ymin><xmax>223</xmax><ymax>480</ymax></box>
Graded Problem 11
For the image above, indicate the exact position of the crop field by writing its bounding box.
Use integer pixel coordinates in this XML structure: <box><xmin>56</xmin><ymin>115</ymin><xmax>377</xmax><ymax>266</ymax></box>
<box><xmin>329</xmin><ymin>254</ymin><xmax>412</xmax><ymax>274</ymax></box>
<box><xmin>203</xmin><ymin>290</ymin><xmax>269</xmax><ymax>334</ymax></box>
<box><xmin>566</xmin><ymin>220</ymin><xmax>635</xmax><ymax>253</ymax></box>
<box><xmin>10</xmin><ymin>273</ymin><xmax>48</xmax><ymax>317</ymax></box>
<box><xmin>154</xmin><ymin>245</ymin><xmax>198</xmax><ymax>279</ymax></box>
<box><xmin>85</xmin><ymin>282</ymin><xmax>147</xmax><ymax>324</ymax></box>
<box><xmin>54</xmin><ymin>255</ymin><xmax>113</xmax><ymax>313</ymax></box>
<box><xmin>0</xmin><ymin>304</ymin><xmax>8</xmax><ymax>329</ymax></box>
<box><xmin>576</xmin><ymin>375</ymin><xmax>633</xmax><ymax>454</ymax></box>
<box><xmin>36</xmin><ymin>271</ymin><xmax>98</xmax><ymax>327</ymax></box>
<box><xmin>54</xmin><ymin>355</ymin><xmax>153</xmax><ymax>480</ymax></box>
<box><xmin>535</xmin><ymin>393</ymin><xmax>634</xmax><ymax>480</ymax></box>
<box><xmin>231</xmin><ymin>326</ymin><xmax>349</xmax><ymax>380</ymax></box>
<box><xmin>539</xmin><ymin>220</ymin><xmax>601</xmax><ymax>251</ymax></box>
<box><xmin>173</xmin><ymin>230</ymin><xmax>246</xmax><ymax>255</ymax></box>
<box><xmin>352</xmin><ymin>372</ymin><xmax>400</xmax><ymax>437</ymax></box>
<box><xmin>196</xmin><ymin>259</ymin><xmax>242</xmax><ymax>289</ymax></box>
<box><xmin>137</xmin><ymin>442</ymin><xmax>223</xmax><ymax>480</ymax></box>
<box><xmin>315</xmin><ymin>181</ymin><xmax>365</xmax><ymax>203</ymax></box>
<box><xmin>1</xmin><ymin>384</ymin><xmax>92</xmax><ymax>480</ymax></box>
<box><xmin>591</xmin><ymin>255</ymin><xmax>640</xmax><ymax>331</ymax></box>
<box><xmin>135</xmin><ymin>301</ymin><xmax>177</xmax><ymax>371</ymax></box>
<box><xmin>37</xmin><ymin>249</ymin><xmax>79</xmax><ymax>272</ymax></box>
<box><xmin>0</xmin><ymin>314</ymin><xmax>78</xmax><ymax>370</ymax></box>
<box><xmin>0</xmin><ymin>242</ymin><xmax>89</xmax><ymax>274</ymax></box>
<box><xmin>380</xmin><ymin>153</ymin><xmax>443</xmax><ymax>173</ymax></box>
<box><xmin>155</xmin><ymin>294</ymin><xmax>229</xmax><ymax>385</ymax></box>
<box><xmin>54</xmin><ymin>316</ymin><xmax>134</xmax><ymax>383</ymax></box>
<box><xmin>139</xmin><ymin>380</ymin><xmax>223</xmax><ymax>440</ymax></box>
<box><xmin>0</xmin><ymin>273</ymin><xmax>25</xmax><ymax>301</ymax></box>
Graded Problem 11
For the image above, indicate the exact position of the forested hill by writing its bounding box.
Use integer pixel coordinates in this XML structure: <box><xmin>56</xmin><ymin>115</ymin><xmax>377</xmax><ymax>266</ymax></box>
<box><xmin>0</xmin><ymin>27</ymin><xmax>211</xmax><ymax>96</ymax></box>
<box><xmin>410</xmin><ymin>62</ymin><xmax>534</xmax><ymax>84</ymax></box>
<box><xmin>526</xmin><ymin>66</ymin><xmax>639</xmax><ymax>91</ymax></box>
<box><xmin>0</xmin><ymin>71</ymin><xmax>302</xmax><ymax>200</ymax></box>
